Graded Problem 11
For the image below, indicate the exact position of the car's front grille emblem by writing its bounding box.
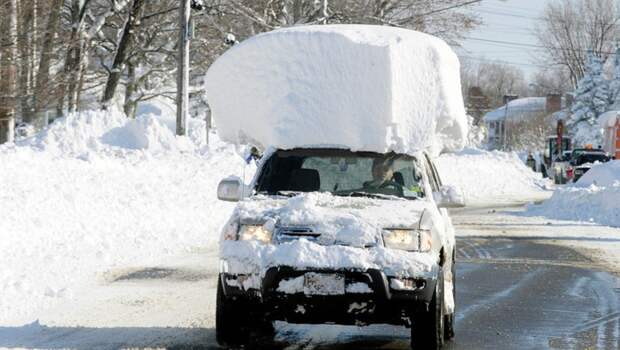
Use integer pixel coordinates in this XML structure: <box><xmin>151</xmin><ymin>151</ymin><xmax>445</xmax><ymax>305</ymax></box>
<box><xmin>274</xmin><ymin>226</ymin><xmax>321</xmax><ymax>244</ymax></box>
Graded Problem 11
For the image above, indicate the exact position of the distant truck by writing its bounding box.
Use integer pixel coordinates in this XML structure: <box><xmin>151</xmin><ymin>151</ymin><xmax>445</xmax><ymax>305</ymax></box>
<box><xmin>569</xmin><ymin>149</ymin><xmax>612</xmax><ymax>182</ymax></box>
<box><xmin>545</xmin><ymin>135</ymin><xmax>572</xmax><ymax>184</ymax></box>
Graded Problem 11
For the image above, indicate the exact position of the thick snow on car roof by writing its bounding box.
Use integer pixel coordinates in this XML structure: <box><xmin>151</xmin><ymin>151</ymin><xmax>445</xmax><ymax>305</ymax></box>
<box><xmin>205</xmin><ymin>25</ymin><xmax>467</xmax><ymax>156</ymax></box>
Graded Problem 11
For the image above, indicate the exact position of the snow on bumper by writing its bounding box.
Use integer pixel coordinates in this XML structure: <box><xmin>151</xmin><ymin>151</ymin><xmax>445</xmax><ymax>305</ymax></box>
<box><xmin>220</xmin><ymin>239</ymin><xmax>437</xmax><ymax>281</ymax></box>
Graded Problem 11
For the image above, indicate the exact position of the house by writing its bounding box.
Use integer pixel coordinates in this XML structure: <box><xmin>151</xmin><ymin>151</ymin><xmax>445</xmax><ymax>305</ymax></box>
<box><xmin>599</xmin><ymin>110</ymin><xmax>620</xmax><ymax>159</ymax></box>
<box><xmin>484</xmin><ymin>94</ymin><xmax>563</xmax><ymax>149</ymax></box>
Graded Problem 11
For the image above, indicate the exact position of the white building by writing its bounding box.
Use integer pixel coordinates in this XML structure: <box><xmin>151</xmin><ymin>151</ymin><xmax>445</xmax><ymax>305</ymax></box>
<box><xmin>484</xmin><ymin>95</ymin><xmax>563</xmax><ymax>149</ymax></box>
<box><xmin>599</xmin><ymin>110</ymin><xmax>620</xmax><ymax>159</ymax></box>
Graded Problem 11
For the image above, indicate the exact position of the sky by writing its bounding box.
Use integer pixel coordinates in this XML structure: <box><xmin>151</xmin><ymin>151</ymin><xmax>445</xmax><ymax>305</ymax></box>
<box><xmin>458</xmin><ymin>0</ymin><xmax>553</xmax><ymax>77</ymax></box>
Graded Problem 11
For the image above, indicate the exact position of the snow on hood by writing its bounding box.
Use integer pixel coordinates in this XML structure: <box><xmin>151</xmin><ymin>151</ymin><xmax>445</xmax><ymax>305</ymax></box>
<box><xmin>234</xmin><ymin>192</ymin><xmax>430</xmax><ymax>247</ymax></box>
<box><xmin>220</xmin><ymin>193</ymin><xmax>437</xmax><ymax>278</ymax></box>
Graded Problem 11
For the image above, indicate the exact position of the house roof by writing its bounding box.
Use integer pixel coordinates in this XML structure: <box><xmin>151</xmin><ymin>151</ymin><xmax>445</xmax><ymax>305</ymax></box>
<box><xmin>483</xmin><ymin>97</ymin><xmax>547</xmax><ymax>123</ymax></box>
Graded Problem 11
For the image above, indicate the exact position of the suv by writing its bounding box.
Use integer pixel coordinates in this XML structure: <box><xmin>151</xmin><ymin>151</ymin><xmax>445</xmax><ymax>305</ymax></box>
<box><xmin>216</xmin><ymin>148</ymin><xmax>463</xmax><ymax>349</ymax></box>
<box><xmin>569</xmin><ymin>150</ymin><xmax>611</xmax><ymax>182</ymax></box>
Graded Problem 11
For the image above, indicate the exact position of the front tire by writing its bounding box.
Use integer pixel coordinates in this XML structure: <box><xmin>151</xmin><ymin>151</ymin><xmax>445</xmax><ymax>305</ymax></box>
<box><xmin>411</xmin><ymin>271</ymin><xmax>445</xmax><ymax>350</ymax></box>
<box><xmin>216</xmin><ymin>279</ymin><xmax>275</xmax><ymax>349</ymax></box>
<box><xmin>444</xmin><ymin>255</ymin><xmax>456</xmax><ymax>341</ymax></box>
<box><xmin>216</xmin><ymin>279</ymin><xmax>248</xmax><ymax>347</ymax></box>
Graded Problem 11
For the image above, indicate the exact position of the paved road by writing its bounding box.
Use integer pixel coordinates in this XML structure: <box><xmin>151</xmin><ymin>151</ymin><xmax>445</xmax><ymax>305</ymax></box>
<box><xmin>272</xmin><ymin>237</ymin><xmax>620</xmax><ymax>350</ymax></box>
<box><xmin>2</xmin><ymin>207</ymin><xmax>620</xmax><ymax>349</ymax></box>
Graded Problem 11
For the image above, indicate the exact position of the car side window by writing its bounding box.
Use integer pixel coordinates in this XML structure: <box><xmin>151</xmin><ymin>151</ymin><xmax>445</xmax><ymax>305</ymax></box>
<box><xmin>429</xmin><ymin>160</ymin><xmax>443</xmax><ymax>188</ymax></box>
<box><xmin>423</xmin><ymin>155</ymin><xmax>440</xmax><ymax>192</ymax></box>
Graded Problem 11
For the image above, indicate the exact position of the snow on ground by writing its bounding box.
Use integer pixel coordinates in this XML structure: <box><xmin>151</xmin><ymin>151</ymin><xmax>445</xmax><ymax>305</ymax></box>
<box><xmin>435</xmin><ymin>148</ymin><xmax>552</xmax><ymax>206</ymax></box>
<box><xmin>525</xmin><ymin>160</ymin><xmax>620</xmax><ymax>227</ymax></box>
<box><xmin>206</xmin><ymin>25</ymin><xmax>467</xmax><ymax>156</ymax></box>
<box><xmin>0</xmin><ymin>108</ymin><xmax>249</xmax><ymax>325</ymax></box>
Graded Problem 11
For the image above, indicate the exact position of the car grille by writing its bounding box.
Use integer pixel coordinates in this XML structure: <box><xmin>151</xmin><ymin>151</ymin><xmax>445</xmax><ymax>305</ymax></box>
<box><xmin>274</xmin><ymin>226</ymin><xmax>321</xmax><ymax>244</ymax></box>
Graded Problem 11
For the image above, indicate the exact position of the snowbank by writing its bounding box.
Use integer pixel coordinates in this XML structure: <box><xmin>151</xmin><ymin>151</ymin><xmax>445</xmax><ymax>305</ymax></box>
<box><xmin>19</xmin><ymin>107</ymin><xmax>209</xmax><ymax>157</ymax></box>
<box><xmin>576</xmin><ymin>160</ymin><xmax>620</xmax><ymax>187</ymax></box>
<box><xmin>435</xmin><ymin>148</ymin><xmax>552</xmax><ymax>206</ymax></box>
<box><xmin>0</xmin><ymin>108</ymin><xmax>249</xmax><ymax>325</ymax></box>
<box><xmin>527</xmin><ymin>161</ymin><xmax>620</xmax><ymax>227</ymax></box>
<box><xmin>206</xmin><ymin>25</ymin><xmax>467</xmax><ymax>156</ymax></box>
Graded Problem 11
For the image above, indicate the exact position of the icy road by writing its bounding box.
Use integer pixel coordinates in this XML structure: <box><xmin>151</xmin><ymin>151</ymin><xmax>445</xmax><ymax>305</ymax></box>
<box><xmin>2</xmin><ymin>205</ymin><xmax>620</xmax><ymax>350</ymax></box>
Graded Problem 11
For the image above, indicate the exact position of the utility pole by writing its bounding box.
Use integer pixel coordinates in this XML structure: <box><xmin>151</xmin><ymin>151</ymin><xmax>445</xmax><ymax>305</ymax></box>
<box><xmin>176</xmin><ymin>0</ymin><xmax>191</xmax><ymax>136</ymax></box>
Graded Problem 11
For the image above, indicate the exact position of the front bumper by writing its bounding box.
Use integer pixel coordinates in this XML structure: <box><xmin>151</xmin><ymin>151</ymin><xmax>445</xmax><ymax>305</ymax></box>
<box><xmin>220</xmin><ymin>266</ymin><xmax>438</xmax><ymax>326</ymax></box>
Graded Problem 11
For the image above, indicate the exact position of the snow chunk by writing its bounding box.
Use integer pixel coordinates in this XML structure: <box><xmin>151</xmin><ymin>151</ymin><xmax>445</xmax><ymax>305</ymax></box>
<box><xmin>205</xmin><ymin>25</ymin><xmax>467</xmax><ymax>156</ymax></box>
<box><xmin>277</xmin><ymin>276</ymin><xmax>305</xmax><ymax>294</ymax></box>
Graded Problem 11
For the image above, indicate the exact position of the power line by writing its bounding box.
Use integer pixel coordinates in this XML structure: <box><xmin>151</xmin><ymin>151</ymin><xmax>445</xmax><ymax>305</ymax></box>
<box><xmin>465</xmin><ymin>36</ymin><xmax>618</xmax><ymax>55</ymax></box>
<box><xmin>477</xmin><ymin>8</ymin><xmax>539</xmax><ymax>20</ymax></box>
<box><xmin>459</xmin><ymin>55</ymin><xmax>548</xmax><ymax>68</ymax></box>
<box><xmin>475</xmin><ymin>7</ymin><xmax>620</xmax><ymax>28</ymax></box>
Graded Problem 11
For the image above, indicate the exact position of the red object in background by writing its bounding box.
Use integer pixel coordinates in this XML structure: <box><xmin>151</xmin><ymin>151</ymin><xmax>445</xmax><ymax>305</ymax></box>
<box><xmin>566</xmin><ymin>167</ymin><xmax>573</xmax><ymax>179</ymax></box>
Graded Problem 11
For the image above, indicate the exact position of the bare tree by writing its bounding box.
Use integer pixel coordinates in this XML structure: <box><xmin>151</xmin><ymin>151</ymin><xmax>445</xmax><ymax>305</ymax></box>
<box><xmin>101</xmin><ymin>0</ymin><xmax>146</xmax><ymax>108</ymax></box>
<box><xmin>529</xmin><ymin>67</ymin><xmax>572</xmax><ymax>96</ymax></box>
<box><xmin>505</xmin><ymin>112</ymin><xmax>554</xmax><ymax>151</ymax></box>
<box><xmin>460</xmin><ymin>58</ymin><xmax>529</xmax><ymax>109</ymax></box>
<box><xmin>536</xmin><ymin>0</ymin><xmax>620</xmax><ymax>87</ymax></box>
<box><xmin>0</xmin><ymin>0</ymin><xmax>18</xmax><ymax>143</ymax></box>
<box><xmin>34</xmin><ymin>0</ymin><xmax>63</xmax><ymax>119</ymax></box>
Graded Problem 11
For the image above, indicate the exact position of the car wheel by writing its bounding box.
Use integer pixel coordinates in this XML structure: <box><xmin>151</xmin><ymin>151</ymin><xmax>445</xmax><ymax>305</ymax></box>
<box><xmin>216</xmin><ymin>279</ymin><xmax>274</xmax><ymax>349</ymax></box>
<box><xmin>216</xmin><ymin>279</ymin><xmax>248</xmax><ymax>347</ymax></box>
<box><xmin>411</xmin><ymin>271</ymin><xmax>444</xmax><ymax>350</ymax></box>
<box><xmin>444</xmin><ymin>254</ymin><xmax>456</xmax><ymax>341</ymax></box>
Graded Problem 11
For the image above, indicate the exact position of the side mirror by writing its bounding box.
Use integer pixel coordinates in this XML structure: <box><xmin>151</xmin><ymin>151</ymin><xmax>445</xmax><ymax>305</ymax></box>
<box><xmin>217</xmin><ymin>176</ymin><xmax>243</xmax><ymax>202</ymax></box>
<box><xmin>433</xmin><ymin>185</ymin><xmax>465</xmax><ymax>209</ymax></box>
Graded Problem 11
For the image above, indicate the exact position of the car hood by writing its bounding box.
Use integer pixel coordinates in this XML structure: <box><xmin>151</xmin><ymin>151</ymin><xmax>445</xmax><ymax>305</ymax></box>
<box><xmin>231</xmin><ymin>192</ymin><xmax>433</xmax><ymax>248</ymax></box>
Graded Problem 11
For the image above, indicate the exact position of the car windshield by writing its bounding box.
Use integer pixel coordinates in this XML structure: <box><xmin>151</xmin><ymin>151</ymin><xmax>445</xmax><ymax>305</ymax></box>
<box><xmin>255</xmin><ymin>149</ymin><xmax>425</xmax><ymax>200</ymax></box>
<box><xmin>575</xmin><ymin>153</ymin><xmax>608</xmax><ymax>165</ymax></box>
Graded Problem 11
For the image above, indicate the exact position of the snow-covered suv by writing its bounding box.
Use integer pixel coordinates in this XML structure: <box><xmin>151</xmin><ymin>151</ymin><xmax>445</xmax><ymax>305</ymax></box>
<box><xmin>216</xmin><ymin>148</ymin><xmax>463</xmax><ymax>349</ymax></box>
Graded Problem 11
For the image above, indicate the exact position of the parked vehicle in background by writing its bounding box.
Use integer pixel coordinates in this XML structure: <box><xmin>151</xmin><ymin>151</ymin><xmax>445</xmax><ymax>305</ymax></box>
<box><xmin>569</xmin><ymin>150</ymin><xmax>612</xmax><ymax>182</ymax></box>
<box><xmin>550</xmin><ymin>151</ymin><xmax>573</xmax><ymax>184</ymax></box>
<box><xmin>544</xmin><ymin>135</ymin><xmax>572</xmax><ymax>183</ymax></box>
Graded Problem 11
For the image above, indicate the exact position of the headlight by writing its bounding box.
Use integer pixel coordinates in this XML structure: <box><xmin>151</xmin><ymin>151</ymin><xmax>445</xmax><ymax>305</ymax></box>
<box><xmin>238</xmin><ymin>224</ymin><xmax>272</xmax><ymax>243</ymax></box>
<box><xmin>383</xmin><ymin>229</ymin><xmax>432</xmax><ymax>252</ymax></box>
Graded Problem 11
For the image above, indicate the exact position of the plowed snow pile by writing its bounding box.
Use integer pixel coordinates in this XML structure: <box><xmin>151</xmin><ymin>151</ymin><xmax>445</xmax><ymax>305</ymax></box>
<box><xmin>527</xmin><ymin>161</ymin><xmax>620</xmax><ymax>227</ymax></box>
<box><xmin>435</xmin><ymin>148</ymin><xmax>552</xmax><ymax>206</ymax></box>
<box><xmin>0</xmin><ymin>108</ymin><xmax>248</xmax><ymax>325</ymax></box>
<box><xmin>206</xmin><ymin>25</ymin><xmax>467</xmax><ymax>156</ymax></box>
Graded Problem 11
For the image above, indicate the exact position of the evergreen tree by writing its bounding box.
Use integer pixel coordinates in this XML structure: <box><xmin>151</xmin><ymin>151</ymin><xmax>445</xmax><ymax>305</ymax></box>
<box><xmin>567</xmin><ymin>53</ymin><xmax>610</xmax><ymax>145</ymax></box>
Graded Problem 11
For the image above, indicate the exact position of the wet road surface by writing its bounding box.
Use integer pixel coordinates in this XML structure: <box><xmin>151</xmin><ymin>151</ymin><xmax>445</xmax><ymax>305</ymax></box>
<box><xmin>273</xmin><ymin>237</ymin><xmax>620</xmax><ymax>350</ymax></box>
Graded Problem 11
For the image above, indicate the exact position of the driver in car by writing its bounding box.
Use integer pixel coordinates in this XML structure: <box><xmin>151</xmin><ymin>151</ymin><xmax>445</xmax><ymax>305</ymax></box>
<box><xmin>364</xmin><ymin>158</ymin><xmax>396</xmax><ymax>189</ymax></box>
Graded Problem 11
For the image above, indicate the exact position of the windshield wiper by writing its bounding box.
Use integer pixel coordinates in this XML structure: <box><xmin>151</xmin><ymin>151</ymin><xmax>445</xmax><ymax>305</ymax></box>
<box><xmin>257</xmin><ymin>190</ymin><xmax>302</xmax><ymax>197</ymax></box>
<box><xmin>340</xmin><ymin>191</ymin><xmax>403</xmax><ymax>200</ymax></box>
